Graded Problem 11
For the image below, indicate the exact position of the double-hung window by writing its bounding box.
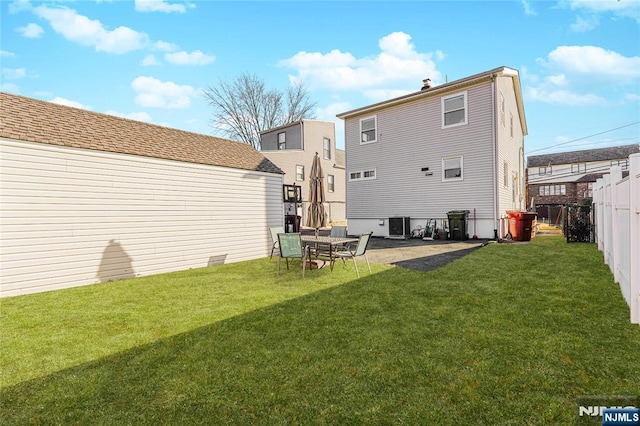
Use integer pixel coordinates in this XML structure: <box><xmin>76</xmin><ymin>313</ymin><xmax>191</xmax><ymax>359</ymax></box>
<box><xmin>442</xmin><ymin>156</ymin><xmax>463</xmax><ymax>181</ymax></box>
<box><xmin>360</xmin><ymin>116</ymin><xmax>377</xmax><ymax>144</ymax></box>
<box><xmin>296</xmin><ymin>165</ymin><xmax>304</xmax><ymax>181</ymax></box>
<box><xmin>278</xmin><ymin>132</ymin><xmax>286</xmax><ymax>150</ymax></box>
<box><xmin>323</xmin><ymin>138</ymin><xmax>331</xmax><ymax>159</ymax></box>
<box><xmin>442</xmin><ymin>91</ymin><xmax>468</xmax><ymax>128</ymax></box>
<box><xmin>327</xmin><ymin>174</ymin><xmax>335</xmax><ymax>192</ymax></box>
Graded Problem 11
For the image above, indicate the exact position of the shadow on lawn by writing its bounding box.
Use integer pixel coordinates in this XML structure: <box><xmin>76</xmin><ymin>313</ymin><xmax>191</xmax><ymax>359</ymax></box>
<box><xmin>1</xmin><ymin>269</ymin><xmax>443</xmax><ymax>424</ymax></box>
<box><xmin>2</xmin><ymin>241</ymin><xmax>639</xmax><ymax>425</ymax></box>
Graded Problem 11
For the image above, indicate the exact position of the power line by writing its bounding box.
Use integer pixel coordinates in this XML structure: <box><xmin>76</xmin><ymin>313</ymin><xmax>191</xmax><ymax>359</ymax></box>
<box><xmin>526</xmin><ymin>121</ymin><xmax>640</xmax><ymax>155</ymax></box>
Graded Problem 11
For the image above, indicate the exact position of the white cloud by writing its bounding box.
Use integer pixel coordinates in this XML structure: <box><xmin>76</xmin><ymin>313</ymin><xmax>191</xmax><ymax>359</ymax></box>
<box><xmin>526</xmin><ymin>45</ymin><xmax>640</xmax><ymax>106</ymax></box>
<box><xmin>625</xmin><ymin>93</ymin><xmax>640</xmax><ymax>102</ymax></box>
<box><xmin>1</xmin><ymin>50</ymin><xmax>16</xmax><ymax>58</ymax></box>
<box><xmin>567</xmin><ymin>0</ymin><xmax>640</xmax><ymax>23</ymax></box>
<box><xmin>164</xmin><ymin>50</ymin><xmax>215</xmax><ymax>65</ymax></box>
<box><xmin>279</xmin><ymin>31</ymin><xmax>442</xmax><ymax>98</ymax></box>
<box><xmin>526</xmin><ymin>87</ymin><xmax>606</xmax><ymax>106</ymax></box>
<box><xmin>547</xmin><ymin>74</ymin><xmax>568</xmax><ymax>86</ymax></box>
<box><xmin>316</xmin><ymin>101</ymin><xmax>351</xmax><ymax>121</ymax></box>
<box><xmin>544</xmin><ymin>46</ymin><xmax>640</xmax><ymax>81</ymax></box>
<box><xmin>51</xmin><ymin>97</ymin><xmax>92</xmax><ymax>110</ymax></box>
<box><xmin>8</xmin><ymin>0</ymin><xmax>32</xmax><ymax>14</ymax></box>
<box><xmin>153</xmin><ymin>40</ymin><xmax>179</xmax><ymax>52</ymax></box>
<box><xmin>16</xmin><ymin>22</ymin><xmax>44</xmax><ymax>38</ymax></box>
<box><xmin>521</xmin><ymin>0</ymin><xmax>536</xmax><ymax>16</ymax></box>
<box><xmin>1</xmin><ymin>82</ymin><xmax>20</xmax><ymax>93</ymax></box>
<box><xmin>141</xmin><ymin>54</ymin><xmax>160</xmax><ymax>66</ymax></box>
<box><xmin>131</xmin><ymin>76</ymin><xmax>197</xmax><ymax>108</ymax></box>
<box><xmin>570</xmin><ymin>15</ymin><xmax>599</xmax><ymax>33</ymax></box>
<box><xmin>33</xmin><ymin>5</ymin><xmax>149</xmax><ymax>54</ymax></box>
<box><xmin>106</xmin><ymin>110</ymin><xmax>153</xmax><ymax>122</ymax></box>
<box><xmin>1</xmin><ymin>67</ymin><xmax>26</xmax><ymax>80</ymax></box>
<box><xmin>134</xmin><ymin>0</ymin><xmax>193</xmax><ymax>13</ymax></box>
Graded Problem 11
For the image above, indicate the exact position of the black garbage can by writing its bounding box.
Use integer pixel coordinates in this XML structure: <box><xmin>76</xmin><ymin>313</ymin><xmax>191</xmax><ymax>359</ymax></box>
<box><xmin>447</xmin><ymin>210</ymin><xmax>470</xmax><ymax>240</ymax></box>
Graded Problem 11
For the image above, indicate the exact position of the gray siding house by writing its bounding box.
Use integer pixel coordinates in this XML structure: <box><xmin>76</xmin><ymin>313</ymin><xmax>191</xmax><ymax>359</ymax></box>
<box><xmin>0</xmin><ymin>92</ymin><xmax>284</xmax><ymax>297</ymax></box>
<box><xmin>260</xmin><ymin>120</ymin><xmax>346</xmax><ymax>225</ymax></box>
<box><xmin>337</xmin><ymin>66</ymin><xmax>527</xmax><ymax>239</ymax></box>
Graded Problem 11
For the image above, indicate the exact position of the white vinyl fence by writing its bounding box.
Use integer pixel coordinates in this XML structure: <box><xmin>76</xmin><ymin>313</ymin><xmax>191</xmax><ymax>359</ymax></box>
<box><xmin>593</xmin><ymin>153</ymin><xmax>639</xmax><ymax>324</ymax></box>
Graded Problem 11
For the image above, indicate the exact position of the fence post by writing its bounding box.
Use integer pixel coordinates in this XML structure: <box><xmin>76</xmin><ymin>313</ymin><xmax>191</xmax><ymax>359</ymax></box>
<box><xmin>610</xmin><ymin>166</ymin><xmax>623</xmax><ymax>283</ymax></box>
<box><xmin>594</xmin><ymin>178</ymin><xmax>604</xmax><ymax>250</ymax></box>
<box><xmin>629</xmin><ymin>154</ymin><xmax>639</xmax><ymax>324</ymax></box>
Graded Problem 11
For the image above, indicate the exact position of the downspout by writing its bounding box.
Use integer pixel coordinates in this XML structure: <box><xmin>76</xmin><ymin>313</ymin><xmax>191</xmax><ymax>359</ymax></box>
<box><xmin>491</xmin><ymin>74</ymin><xmax>499</xmax><ymax>239</ymax></box>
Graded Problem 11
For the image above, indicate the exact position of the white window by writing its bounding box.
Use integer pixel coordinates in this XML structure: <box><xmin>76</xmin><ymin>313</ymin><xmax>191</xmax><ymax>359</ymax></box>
<box><xmin>296</xmin><ymin>165</ymin><xmax>304</xmax><ymax>181</ymax></box>
<box><xmin>323</xmin><ymin>138</ymin><xmax>331</xmax><ymax>159</ymax></box>
<box><xmin>539</xmin><ymin>184</ymin><xmax>566</xmax><ymax>196</ymax></box>
<box><xmin>360</xmin><ymin>116</ymin><xmax>377</xmax><ymax>143</ymax></box>
<box><xmin>509</xmin><ymin>112</ymin><xmax>514</xmax><ymax>138</ymax></box>
<box><xmin>442</xmin><ymin>92</ymin><xmax>468</xmax><ymax>128</ymax></box>
<box><xmin>442</xmin><ymin>156</ymin><xmax>463</xmax><ymax>181</ymax></box>
<box><xmin>349</xmin><ymin>169</ymin><xmax>376</xmax><ymax>181</ymax></box>
<box><xmin>327</xmin><ymin>174</ymin><xmax>335</xmax><ymax>192</ymax></box>
<box><xmin>503</xmin><ymin>161</ymin><xmax>509</xmax><ymax>187</ymax></box>
<box><xmin>278</xmin><ymin>132</ymin><xmax>286</xmax><ymax>150</ymax></box>
<box><xmin>571</xmin><ymin>163</ymin><xmax>586</xmax><ymax>173</ymax></box>
<box><xmin>538</xmin><ymin>166</ymin><xmax>552</xmax><ymax>176</ymax></box>
<box><xmin>499</xmin><ymin>92</ymin><xmax>505</xmax><ymax>127</ymax></box>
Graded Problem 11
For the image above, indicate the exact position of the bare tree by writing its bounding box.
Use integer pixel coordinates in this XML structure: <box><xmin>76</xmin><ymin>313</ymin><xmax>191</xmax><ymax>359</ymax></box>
<box><xmin>203</xmin><ymin>73</ymin><xmax>317</xmax><ymax>150</ymax></box>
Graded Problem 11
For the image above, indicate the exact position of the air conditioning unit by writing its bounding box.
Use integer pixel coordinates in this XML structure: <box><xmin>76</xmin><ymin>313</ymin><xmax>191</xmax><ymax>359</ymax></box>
<box><xmin>389</xmin><ymin>217</ymin><xmax>410</xmax><ymax>238</ymax></box>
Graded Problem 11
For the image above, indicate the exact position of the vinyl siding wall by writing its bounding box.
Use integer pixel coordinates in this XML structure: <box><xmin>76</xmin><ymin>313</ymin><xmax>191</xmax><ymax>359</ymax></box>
<box><xmin>496</xmin><ymin>75</ymin><xmax>526</xmax><ymax>221</ymax></box>
<box><xmin>0</xmin><ymin>138</ymin><xmax>283</xmax><ymax>297</ymax></box>
<box><xmin>345</xmin><ymin>82</ymin><xmax>496</xmax><ymax>237</ymax></box>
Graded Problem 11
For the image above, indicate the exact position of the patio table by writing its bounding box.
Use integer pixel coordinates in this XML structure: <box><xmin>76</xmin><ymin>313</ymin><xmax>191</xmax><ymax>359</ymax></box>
<box><xmin>301</xmin><ymin>235</ymin><xmax>359</xmax><ymax>270</ymax></box>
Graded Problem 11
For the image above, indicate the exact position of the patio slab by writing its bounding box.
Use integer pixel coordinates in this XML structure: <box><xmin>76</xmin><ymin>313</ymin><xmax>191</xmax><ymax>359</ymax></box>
<box><xmin>364</xmin><ymin>237</ymin><xmax>488</xmax><ymax>272</ymax></box>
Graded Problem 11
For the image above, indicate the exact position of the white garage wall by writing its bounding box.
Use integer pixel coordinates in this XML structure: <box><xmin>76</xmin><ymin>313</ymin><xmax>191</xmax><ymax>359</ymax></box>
<box><xmin>0</xmin><ymin>139</ymin><xmax>284</xmax><ymax>297</ymax></box>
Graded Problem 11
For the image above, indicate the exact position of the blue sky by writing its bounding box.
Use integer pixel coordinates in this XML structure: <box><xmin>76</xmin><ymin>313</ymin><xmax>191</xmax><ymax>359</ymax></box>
<box><xmin>2</xmin><ymin>0</ymin><xmax>639</xmax><ymax>156</ymax></box>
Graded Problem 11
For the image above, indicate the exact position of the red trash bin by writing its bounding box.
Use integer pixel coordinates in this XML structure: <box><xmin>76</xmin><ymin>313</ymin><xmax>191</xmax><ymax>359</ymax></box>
<box><xmin>507</xmin><ymin>211</ymin><xmax>537</xmax><ymax>241</ymax></box>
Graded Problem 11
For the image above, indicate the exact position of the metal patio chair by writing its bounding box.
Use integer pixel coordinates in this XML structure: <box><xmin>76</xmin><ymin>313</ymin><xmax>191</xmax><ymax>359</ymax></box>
<box><xmin>335</xmin><ymin>232</ymin><xmax>373</xmax><ymax>278</ymax></box>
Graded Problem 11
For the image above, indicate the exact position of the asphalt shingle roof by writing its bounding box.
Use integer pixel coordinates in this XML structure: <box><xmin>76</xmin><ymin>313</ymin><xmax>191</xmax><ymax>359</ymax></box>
<box><xmin>527</xmin><ymin>144</ymin><xmax>639</xmax><ymax>167</ymax></box>
<box><xmin>0</xmin><ymin>92</ymin><xmax>283</xmax><ymax>174</ymax></box>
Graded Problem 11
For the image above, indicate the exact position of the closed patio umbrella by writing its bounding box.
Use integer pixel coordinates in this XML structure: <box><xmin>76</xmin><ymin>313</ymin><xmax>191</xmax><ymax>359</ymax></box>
<box><xmin>306</xmin><ymin>152</ymin><xmax>327</xmax><ymax>231</ymax></box>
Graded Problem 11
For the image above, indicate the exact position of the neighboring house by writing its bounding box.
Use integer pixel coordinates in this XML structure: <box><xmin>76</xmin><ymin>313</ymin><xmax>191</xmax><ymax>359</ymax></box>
<box><xmin>0</xmin><ymin>92</ymin><xmax>284</xmax><ymax>297</ymax></box>
<box><xmin>527</xmin><ymin>144</ymin><xmax>639</xmax><ymax>222</ymax></box>
<box><xmin>260</xmin><ymin>120</ymin><xmax>346</xmax><ymax>225</ymax></box>
<box><xmin>336</xmin><ymin>66</ymin><xmax>527</xmax><ymax>239</ymax></box>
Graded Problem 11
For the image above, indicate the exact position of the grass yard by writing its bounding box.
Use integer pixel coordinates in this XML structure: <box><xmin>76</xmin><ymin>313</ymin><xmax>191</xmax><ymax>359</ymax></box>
<box><xmin>1</xmin><ymin>236</ymin><xmax>638</xmax><ymax>425</ymax></box>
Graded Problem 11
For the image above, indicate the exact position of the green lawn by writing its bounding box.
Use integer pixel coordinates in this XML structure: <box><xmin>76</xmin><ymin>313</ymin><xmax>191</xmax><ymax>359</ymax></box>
<box><xmin>1</xmin><ymin>236</ymin><xmax>638</xmax><ymax>425</ymax></box>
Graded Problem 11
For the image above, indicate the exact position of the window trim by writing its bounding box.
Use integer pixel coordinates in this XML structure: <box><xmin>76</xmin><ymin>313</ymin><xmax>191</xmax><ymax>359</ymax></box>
<box><xmin>441</xmin><ymin>91</ymin><xmax>468</xmax><ymax>129</ymax></box>
<box><xmin>277</xmin><ymin>132</ymin><xmax>286</xmax><ymax>150</ymax></box>
<box><xmin>349</xmin><ymin>168</ymin><xmax>377</xmax><ymax>181</ymax></box>
<box><xmin>295</xmin><ymin>164</ymin><xmax>304</xmax><ymax>181</ymax></box>
<box><xmin>327</xmin><ymin>174</ymin><xmax>335</xmax><ymax>192</ymax></box>
<box><xmin>323</xmin><ymin>137</ymin><xmax>331</xmax><ymax>160</ymax></box>
<box><xmin>360</xmin><ymin>116</ymin><xmax>377</xmax><ymax>144</ymax></box>
<box><xmin>442</xmin><ymin>156</ymin><xmax>463</xmax><ymax>182</ymax></box>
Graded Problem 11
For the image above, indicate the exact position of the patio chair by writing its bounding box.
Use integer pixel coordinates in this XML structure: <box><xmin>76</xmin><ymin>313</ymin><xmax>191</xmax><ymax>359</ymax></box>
<box><xmin>329</xmin><ymin>225</ymin><xmax>348</xmax><ymax>252</ymax></box>
<box><xmin>335</xmin><ymin>232</ymin><xmax>373</xmax><ymax>278</ymax></box>
<box><xmin>329</xmin><ymin>226</ymin><xmax>347</xmax><ymax>238</ymax></box>
<box><xmin>269</xmin><ymin>226</ymin><xmax>285</xmax><ymax>260</ymax></box>
<box><xmin>277</xmin><ymin>233</ymin><xmax>309</xmax><ymax>278</ymax></box>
